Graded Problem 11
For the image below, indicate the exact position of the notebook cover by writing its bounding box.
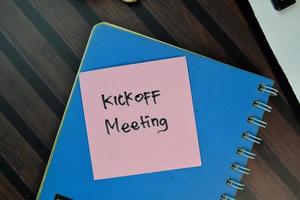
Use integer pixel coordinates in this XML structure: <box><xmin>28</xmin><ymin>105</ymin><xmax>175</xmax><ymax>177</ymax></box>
<box><xmin>37</xmin><ymin>22</ymin><xmax>273</xmax><ymax>200</ymax></box>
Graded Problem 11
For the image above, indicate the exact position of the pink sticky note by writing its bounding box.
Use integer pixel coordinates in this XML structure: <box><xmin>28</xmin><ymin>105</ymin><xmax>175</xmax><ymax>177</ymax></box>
<box><xmin>79</xmin><ymin>57</ymin><xmax>201</xmax><ymax>180</ymax></box>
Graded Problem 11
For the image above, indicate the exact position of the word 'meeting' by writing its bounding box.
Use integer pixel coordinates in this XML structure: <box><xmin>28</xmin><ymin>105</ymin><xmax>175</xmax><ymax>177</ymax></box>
<box><xmin>105</xmin><ymin>115</ymin><xmax>168</xmax><ymax>135</ymax></box>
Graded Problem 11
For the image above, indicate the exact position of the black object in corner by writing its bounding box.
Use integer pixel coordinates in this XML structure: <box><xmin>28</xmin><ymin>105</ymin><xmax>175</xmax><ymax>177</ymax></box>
<box><xmin>271</xmin><ymin>0</ymin><xmax>296</xmax><ymax>11</ymax></box>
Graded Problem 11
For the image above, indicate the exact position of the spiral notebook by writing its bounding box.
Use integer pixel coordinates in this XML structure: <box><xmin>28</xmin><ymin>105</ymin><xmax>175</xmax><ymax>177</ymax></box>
<box><xmin>37</xmin><ymin>22</ymin><xmax>276</xmax><ymax>200</ymax></box>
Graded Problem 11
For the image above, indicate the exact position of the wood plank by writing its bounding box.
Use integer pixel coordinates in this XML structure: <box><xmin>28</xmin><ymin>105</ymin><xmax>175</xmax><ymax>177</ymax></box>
<box><xmin>196</xmin><ymin>0</ymin><xmax>273</xmax><ymax>76</ymax></box>
<box><xmin>0</xmin><ymin>52</ymin><xmax>58</xmax><ymax>148</ymax></box>
<box><xmin>29</xmin><ymin>0</ymin><xmax>91</xmax><ymax>57</ymax></box>
<box><xmin>0</xmin><ymin>113</ymin><xmax>45</xmax><ymax>193</ymax></box>
<box><xmin>0</xmin><ymin>172</ymin><xmax>24</xmax><ymax>200</ymax></box>
<box><xmin>262</xmin><ymin>109</ymin><xmax>300</xmax><ymax>181</ymax></box>
<box><xmin>239</xmin><ymin>149</ymin><xmax>298</xmax><ymax>200</ymax></box>
<box><xmin>141</xmin><ymin>0</ymin><xmax>231</xmax><ymax>64</ymax></box>
<box><xmin>0</xmin><ymin>0</ymin><xmax>75</xmax><ymax>102</ymax></box>
<box><xmin>86</xmin><ymin>0</ymin><xmax>154</xmax><ymax>37</ymax></box>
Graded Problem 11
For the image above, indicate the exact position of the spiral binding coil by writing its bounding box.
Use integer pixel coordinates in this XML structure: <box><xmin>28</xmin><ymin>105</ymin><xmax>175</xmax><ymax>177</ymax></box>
<box><xmin>242</xmin><ymin>132</ymin><xmax>262</xmax><ymax>144</ymax></box>
<box><xmin>220</xmin><ymin>84</ymin><xmax>277</xmax><ymax>200</ymax></box>
<box><xmin>253</xmin><ymin>100</ymin><xmax>272</xmax><ymax>112</ymax></box>
<box><xmin>221</xmin><ymin>194</ymin><xmax>236</xmax><ymax>200</ymax></box>
<box><xmin>258</xmin><ymin>84</ymin><xmax>278</xmax><ymax>96</ymax></box>
<box><xmin>231</xmin><ymin>163</ymin><xmax>251</xmax><ymax>174</ymax></box>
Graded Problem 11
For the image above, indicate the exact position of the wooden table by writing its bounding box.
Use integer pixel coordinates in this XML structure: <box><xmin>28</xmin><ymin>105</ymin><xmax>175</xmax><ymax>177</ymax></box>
<box><xmin>0</xmin><ymin>1</ymin><xmax>299</xmax><ymax>199</ymax></box>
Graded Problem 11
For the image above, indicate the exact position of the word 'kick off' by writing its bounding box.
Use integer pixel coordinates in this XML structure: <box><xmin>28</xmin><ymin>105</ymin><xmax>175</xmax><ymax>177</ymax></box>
<box><xmin>101</xmin><ymin>90</ymin><xmax>169</xmax><ymax>135</ymax></box>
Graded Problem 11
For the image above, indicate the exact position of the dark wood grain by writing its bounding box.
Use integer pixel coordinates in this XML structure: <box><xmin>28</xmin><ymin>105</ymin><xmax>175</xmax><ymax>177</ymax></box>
<box><xmin>0</xmin><ymin>52</ymin><xmax>58</xmax><ymax>149</ymax></box>
<box><xmin>0</xmin><ymin>172</ymin><xmax>24</xmax><ymax>200</ymax></box>
<box><xmin>245</xmin><ymin>151</ymin><xmax>298</xmax><ymax>200</ymax></box>
<box><xmin>143</xmin><ymin>0</ymin><xmax>230</xmax><ymax>64</ymax></box>
<box><xmin>197</xmin><ymin>0</ymin><xmax>271</xmax><ymax>71</ymax></box>
<box><xmin>0</xmin><ymin>0</ymin><xmax>299</xmax><ymax>199</ymax></box>
<box><xmin>0</xmin><ymin>0</ymin><xmax>75</xmax><ymax>104</ymax></box>
<box><xmin>0</xmin><ymin>113</ymin><xmax>45</xmax><ymax>193</ymax></box>
<box><xmin>87</xmin><ymin>0</ymin><xmax>153</xmax><ymax>36</ymax></box>
<box><xmin>29</xmin><ymin>0</ymin><xmax>91</xmax><ymax>57</ymax></box>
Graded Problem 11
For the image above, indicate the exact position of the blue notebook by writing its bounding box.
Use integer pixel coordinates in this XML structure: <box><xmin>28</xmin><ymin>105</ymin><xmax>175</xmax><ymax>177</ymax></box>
<box><xmin>37</xmin><ymin>22</ymin><xmax>276</xmax><ymax>200</ymax></box>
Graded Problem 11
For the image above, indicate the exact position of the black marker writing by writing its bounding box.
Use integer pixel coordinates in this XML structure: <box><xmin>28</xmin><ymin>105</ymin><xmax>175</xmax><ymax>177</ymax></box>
<box><xmin>101</xmin><ymin>90</ymin><xmax>160</xmax><ymax>110</ymax></box>
<box><xmin>105</xmin><ymin>115</ymin><xmax>168</xmax><ymax>135</ymax></box>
